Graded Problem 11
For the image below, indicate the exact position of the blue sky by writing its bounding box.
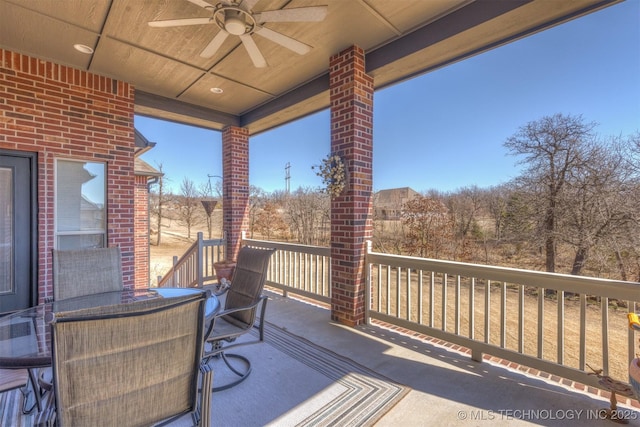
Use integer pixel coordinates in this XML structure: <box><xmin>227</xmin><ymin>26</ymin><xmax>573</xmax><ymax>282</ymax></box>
<box><xmin>138</xmin><ymin>0</ymin><xmax>640</xmax><ymax>195</ymax></box>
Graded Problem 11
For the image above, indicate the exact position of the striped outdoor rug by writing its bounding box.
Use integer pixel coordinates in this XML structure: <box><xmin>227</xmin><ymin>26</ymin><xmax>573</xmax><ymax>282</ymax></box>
<box><xmin>0</xmin><ymin>387</ymin><xmax>35</xmax><ymax>427</ymax></box>
<box><xmin>260</xmin><ymin>323</ymin><xmax>409</xmax><ymax>427</ymax></box>
<box><xmin>2</xmin><ymin>324</ymin><xmax>410</xmax><ymax>427</ymax></box>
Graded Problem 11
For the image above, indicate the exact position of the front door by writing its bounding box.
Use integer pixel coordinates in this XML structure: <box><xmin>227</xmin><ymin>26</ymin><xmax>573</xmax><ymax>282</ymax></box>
<box><xmin>0</xmin><ymin>151</ymin><xmax>36</xmax><ymax>313</ymax></box>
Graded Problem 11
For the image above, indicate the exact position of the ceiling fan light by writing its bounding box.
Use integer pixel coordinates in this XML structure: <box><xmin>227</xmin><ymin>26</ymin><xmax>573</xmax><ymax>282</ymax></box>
<box><xmin>225</xmin><ymin>16</ymin><xmax>245</xmax><ymax>35</ymax></box>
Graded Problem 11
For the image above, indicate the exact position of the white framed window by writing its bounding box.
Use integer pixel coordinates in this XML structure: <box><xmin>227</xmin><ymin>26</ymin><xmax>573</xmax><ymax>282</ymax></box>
<box><xmin>55</xmin><ymin>159</ymin><xmax>106</xmax><ymax>250</ymax></box>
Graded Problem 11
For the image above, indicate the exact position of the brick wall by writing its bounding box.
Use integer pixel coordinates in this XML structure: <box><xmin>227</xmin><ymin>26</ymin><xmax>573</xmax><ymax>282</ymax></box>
<box><xmin>221</xmin><ymin>126</ymin><xmax>249</xmax><ymax>261</ymax></box>
<box><xmin>0</xmin><ymin>49</ymin><xmax>136</xmax><ymax>301</ymax></box>
<box><xmin>329</xmin><ymin>46</ymin><xmax>374</xmax><ymax>326</ymax></box>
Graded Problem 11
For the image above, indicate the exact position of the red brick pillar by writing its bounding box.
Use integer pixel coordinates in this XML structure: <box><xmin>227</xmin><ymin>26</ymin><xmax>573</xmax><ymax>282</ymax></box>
<box><xmin>329</xmin><ymin>46</ymin><xmax>374</xmax><ymax>326</ymax></box>
<box><xmin>222</xmin><ymin>126</ymin><xmax>250</xmax><ymax>261</ymax></box>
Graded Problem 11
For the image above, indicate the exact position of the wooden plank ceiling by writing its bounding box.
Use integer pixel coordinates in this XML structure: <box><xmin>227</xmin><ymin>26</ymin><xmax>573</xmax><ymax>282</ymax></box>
<box><xmin>0</xmin><ymin>0</ymin><xmax>621</xmax><ymax>134</ymax></box>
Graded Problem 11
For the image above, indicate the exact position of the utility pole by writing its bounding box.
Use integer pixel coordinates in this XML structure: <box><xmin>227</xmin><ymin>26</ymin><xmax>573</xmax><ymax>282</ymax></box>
<box><xmin>285</xmin><ymin>162</ymin><xmax>291</xmax><ymax>193</ymax></box>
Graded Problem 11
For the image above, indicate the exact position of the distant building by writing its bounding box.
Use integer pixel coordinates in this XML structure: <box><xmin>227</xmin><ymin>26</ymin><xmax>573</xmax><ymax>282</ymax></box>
<box><xmin>374</xmin><ymin>187</ymin><xmax>419</xmax><ymax>220</ymax></box>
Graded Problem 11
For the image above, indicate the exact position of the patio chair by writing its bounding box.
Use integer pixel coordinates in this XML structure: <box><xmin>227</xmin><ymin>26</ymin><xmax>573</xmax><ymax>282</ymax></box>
<box><xmin>35</xmin><ymin>291</ymin><xmax>212</xmax><ymax>427</ymax></box>
<box><xmin>52</xmin><ymin>246</ymin><xmax>124</xmax><ymax>301</ymax></box>
<box><xmin>31</xmin><ymin>247</ymin><xmax>125</xmax><ymax>412</ymax></box>
<box><xmin>203</xmin><ymin>246</ymin><xmax>275</xmax><ymax>391</ymax></box>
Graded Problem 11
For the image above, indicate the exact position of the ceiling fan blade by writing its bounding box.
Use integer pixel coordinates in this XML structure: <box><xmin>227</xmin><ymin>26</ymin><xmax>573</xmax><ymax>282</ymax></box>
<box><xmin>238</xmin><ymin>0</ymin><xmax>261</xmax><ymax>12</ymax></box>
<box><xmin>239</xmin><ymin>34</ymin><xmax>267</xmax><ymax>68</ymax></box>
<box><xmin>254</xmin><ymin>6</ymin><xmax>328</xmax><ymax>23</ymax></box>
<box><xmin>200</xmin><ymin>31</ymin><xmax>230</xmax><ymax>58</ymax></box>
<box><xmin>186</xmin><ymin>0</ymin><xmax>215</xmax><ymax>9</ymax></box>
<box><xmin>148</xmin><ymin>17</ymin><xmax>213</xmax><ymax>27</ymax></box>
<box><xmin>254</xmin><ymin>27</ymin><xmax>311</xmax><ymax>55</ymax></box>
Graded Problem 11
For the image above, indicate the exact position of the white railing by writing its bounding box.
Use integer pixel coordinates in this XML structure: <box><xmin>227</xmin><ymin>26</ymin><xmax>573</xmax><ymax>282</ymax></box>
<box><xmin>164</xmin><ymin>236</ymin><xmax>639</xmax><ymax>392</ymax></box>
<box><xmin>242</xmin><ymin>238</ymin><xmax>332</xmax><ymax>304</ymax></box>
<box><xmin>366</xmin><ymin>246</ymin><xmax>640</xmax><ymax>390</ymax></box>
<box><xmin>157</xmin><ymin>232</ymin><xmax>226</xmax><ymax>288</ymax></box>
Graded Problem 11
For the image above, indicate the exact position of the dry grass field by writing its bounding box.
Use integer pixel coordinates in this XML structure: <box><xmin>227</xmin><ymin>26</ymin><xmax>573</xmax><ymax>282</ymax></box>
<box><xmin>148</xmin><ymin>209</ymin><xmax>224</xmax><ymax>282</ymax></box>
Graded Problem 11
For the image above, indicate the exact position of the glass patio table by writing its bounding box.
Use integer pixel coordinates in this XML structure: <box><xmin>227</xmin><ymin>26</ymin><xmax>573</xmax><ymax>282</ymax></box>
<box><xmin>0</xmin><ymin>287</ymin><xmax>220</xmax><ymax>369</ymax></box>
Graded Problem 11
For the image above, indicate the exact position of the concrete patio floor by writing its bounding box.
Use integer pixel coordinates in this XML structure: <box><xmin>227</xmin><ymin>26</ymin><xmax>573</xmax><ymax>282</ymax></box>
<box><xmin>3</xmin><ymin>287</ymin><xmax>639</xmax><ymax>426</ymax></box>
<box><xmin>216</xmin><ymin>289</ymin><xmax>640</xmax><ymax>426</ymax></box>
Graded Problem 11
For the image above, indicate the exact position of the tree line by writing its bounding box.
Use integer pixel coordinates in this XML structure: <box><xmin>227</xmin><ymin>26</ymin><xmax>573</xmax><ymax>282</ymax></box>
<box><xmin>150</xmin><ymin>113</ymin><xmax>640</xmax><ymax>281</ymax></box>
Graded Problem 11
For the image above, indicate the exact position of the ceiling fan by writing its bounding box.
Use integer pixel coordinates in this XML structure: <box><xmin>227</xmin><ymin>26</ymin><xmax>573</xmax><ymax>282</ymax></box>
<box><xmin>148</xmin><ymin>0</ymin><xmax>328</xmax><ymax>68</ymax></box>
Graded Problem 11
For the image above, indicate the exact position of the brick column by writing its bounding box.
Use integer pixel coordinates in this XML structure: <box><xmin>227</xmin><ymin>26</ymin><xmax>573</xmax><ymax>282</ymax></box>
<box><xmin>329</xmin><ymin>46</ymin><xmax>374</xmax><ymax>326</ymax></box>
<box><xmin>222</xmin><ymin>126</ymin><xmax>250</xmax><ymax>261</ymax></box>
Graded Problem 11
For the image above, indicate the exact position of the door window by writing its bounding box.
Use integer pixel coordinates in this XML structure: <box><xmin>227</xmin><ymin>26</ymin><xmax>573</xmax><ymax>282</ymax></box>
<box><xmin>0</xmin><ymin>168</ymin><xmax>13</xmax><ymax>293</ymax></box>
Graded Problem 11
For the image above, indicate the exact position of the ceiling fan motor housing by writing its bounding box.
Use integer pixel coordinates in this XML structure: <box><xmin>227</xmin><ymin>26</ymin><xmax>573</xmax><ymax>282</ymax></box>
<box><xmin>214</xmin><ymin>5</ymin><xmax>255</xmax><ymax>35</ymax></box>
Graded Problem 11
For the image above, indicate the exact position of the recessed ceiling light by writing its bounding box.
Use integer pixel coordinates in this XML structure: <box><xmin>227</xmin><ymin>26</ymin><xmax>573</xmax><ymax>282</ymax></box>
<box><xmin>73</xmin><ymin>44</ymin><xmax>94</xmax><ymax>54</ymax></box>
<box><xmin>210</xmin><ymin>87</ymin><xmax>224</xmax><ymax>94</ymax></box>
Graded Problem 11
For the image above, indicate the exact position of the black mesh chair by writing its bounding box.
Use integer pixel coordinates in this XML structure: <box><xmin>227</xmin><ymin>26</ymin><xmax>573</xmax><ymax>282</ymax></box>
<box><xmin>52</xmin><ymin>247</ymin><xmax>124</xmax><ymax>301</ymax></box>
<box><xmin>203</xmin><ymin>246</ymin><xmax>275</xmax><ymax>391</ymax></box>
<box><xmin>35</xmin><ymin>291</ymin><xmax>212</xmax><ymax>427</ymax></box>
<box><xmin>30</xmin><ymin>247</ymin><xmax>125</xmax><ymax>414</ymax></box>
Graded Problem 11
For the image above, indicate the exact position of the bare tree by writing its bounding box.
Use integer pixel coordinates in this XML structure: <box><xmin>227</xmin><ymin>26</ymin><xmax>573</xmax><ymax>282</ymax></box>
<box><xmin>372</xmin><ymin>191</ymin><xmax>405</xmax><ymax>253</ymax></box>
<box><xmin>504</xmin><ymin>113</ymin><xmax>596</xmax><ymax>272</ymax></box>
<box><xmin>254</xmin><ymin>201</ymin><xmax>290</xmax><ymax>240</ymax></box>
<box><xmin>247</xmin><ymin>185</ymin><xmax>267</xmax><ymax>238</ymax></box>
<box><xmin>402</xmin><ymin>195</ymin><xmax>453</xmax><ymax>258</ymax></box>
<box><xmin>445</xmin><ymin>186</ymin><xmax>484</xmax><ymax>260</ymax></box>
<box><xmin>446</xmin><ymin>187</ymin><xmax>480</xmax><ymax>237</ymax></box>
<box><xmin>625</xmin><ymin>132</ymin><xmax>640</xmax><ymax>280</ymax></box>
<box><xmin>590</xmin><ymin>132</ymin><xmax>640</xmax><ymax>280</ymax></box>
<box><xmin>178</xmin><ymin>177</ymin><xmax>199</xmax><ymax>240</ymax></box>
<box><xmin>626</xmin><ymin>131</ymin><xmax>640</xmax><ymax>176</ymax></box>
<box><xmin>284</xmin><ymin>187</ymin><xmax>330</xmax><ymax>245</ymax></box>
<box><xmin>149</xmin><ymin>163</ymin><xmax>168</xmax><ymax>246</ymax></box>
<box><xmin>559</xmin><ymin>138</ymin><xmax>634</xmax><ymax>275</ymax></box>
<box><xmin>372</xmin><ymin>218</ymin><xmax>405</xmax><ymax>254</ymax></box>
<box><xmin>212</xmin><ymin>178</ymin><xmax>224</xmax><ymax>237</ymax></box>
<box><xmin>485</xmin><ymin>184</ymin><xmax>510</xmax><ymax>241</ymax></box>
<box><xmin>501</xmin><ymin>189</ymin><xmax>537</xmax><ymax>245</ymax></box>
